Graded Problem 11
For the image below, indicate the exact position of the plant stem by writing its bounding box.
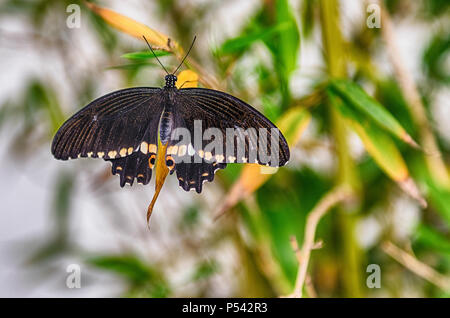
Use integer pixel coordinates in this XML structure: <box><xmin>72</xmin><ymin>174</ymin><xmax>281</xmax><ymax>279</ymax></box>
<box><xmin>379</xmin><ymin>2</ymin><xmax>450</xmax><ymax>189</ymax></box>
<box><xmin>319</xmin><ymin>0</ymin><xmax>364</xmax><ymax>297</ymax></box>
<box><xmin>382</xmin><ymin>241</ymin><xmax>450</xmax><ymax>291</ymax></box>
<box><xmin>288</xmin><ymin>185</ymin><xmax>353</xmax><ymax>297</ymax></box>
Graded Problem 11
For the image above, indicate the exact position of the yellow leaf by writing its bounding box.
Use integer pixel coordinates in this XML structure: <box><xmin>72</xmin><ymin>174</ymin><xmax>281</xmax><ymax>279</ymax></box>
<box><xmin>146</xmin><ymin>141</ymin><xmax>169</xmax><ymax>226</ymax></box>
<box><xmin>277</xmin><ymin>106</ymin><xmax>312</xmax><ymax>146</ymax></box>
<box><xmin>176</xmin><ymin>70</ymin><xmax>199</xmax><ymax>89</ymax></box>
<box><xmin>329</xmin><ymin>91</ymin><xmax>426</xmax><ymax>207</ymax></box>
<box><xmin>85</xmin><ymin>3</ymin><xmax>221</xmax><ymax>89</ymax></box>
<box><xmin>86</xmin><ymin>2</ymin><xmax>182</xmax><ymax>55</ymax></box>
<box><xmin>348</xmin><ymin>119</ymin><xmax>426</xmax><ymax>207</ymax></box>
<box><xmin>350</xmin><ymin>120</ymin><xmax>408</xmax><ymax>181</ymax></box>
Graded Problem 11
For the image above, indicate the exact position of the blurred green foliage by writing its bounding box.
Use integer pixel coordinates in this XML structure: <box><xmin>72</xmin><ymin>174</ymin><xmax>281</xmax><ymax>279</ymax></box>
<box><xmin>1</xmin><ymin>0</ymin><xmax>449</xmax><ymax>298</ymax></box>
<box><xmin>88</xmin><ymin>255</ymin><xmax>170</xmax><ymax>297</ymax></box>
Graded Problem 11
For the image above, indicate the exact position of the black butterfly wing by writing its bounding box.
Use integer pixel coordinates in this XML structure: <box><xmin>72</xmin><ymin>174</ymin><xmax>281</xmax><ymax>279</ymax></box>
<box><xmin>107</xmin><ymin>151</ymin><xmax>153</xmax><ymax>187</ymax></box>
<box><xmin>167</xmin><ymin>87</ymin><xmax>289</xmax><ymax>193</ymax></box>
<box><xmin>51</xmin><ymin>87</ymin><xmax>164</xmax><ymax>187</ymax></box>
<box><xmin>175</xmin><ymin>88</ymin><xmax>290</xmax><ymax>165</ymax></box>
<box><xmin>174</xmin><ymin>161</ymin><xmax>227</xmax><ymax>193</ymax></box>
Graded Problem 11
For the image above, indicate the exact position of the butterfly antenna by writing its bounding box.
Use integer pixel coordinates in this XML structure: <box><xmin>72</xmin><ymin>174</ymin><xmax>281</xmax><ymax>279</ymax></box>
<box><xmin>142</xmin><ymin>35</ymin><xmax>169</xmax><ymax>75</ymax></box>
<box><xmin>173</xmin><ymin>35</ymin><xmax>196</xmax><ymax>75</ymax></box>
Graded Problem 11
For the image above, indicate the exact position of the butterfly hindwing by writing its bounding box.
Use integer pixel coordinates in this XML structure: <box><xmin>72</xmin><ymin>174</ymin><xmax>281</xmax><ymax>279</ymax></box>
<box><xmin>107</xmin><ymin>151</ymin><xmax>153</xmax><ymax>187</ymax></box>
<box><xmin>175</xmin><ymin>159</ymin><xmax>227</xmax><ymax>193</ymax></box>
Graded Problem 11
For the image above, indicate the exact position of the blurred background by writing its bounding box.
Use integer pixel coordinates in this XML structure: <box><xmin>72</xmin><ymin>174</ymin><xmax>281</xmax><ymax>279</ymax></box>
<box><xmin>0</xmin><ymin>0</ymin><xmax>449</xmax><ymax>297</ymax></box>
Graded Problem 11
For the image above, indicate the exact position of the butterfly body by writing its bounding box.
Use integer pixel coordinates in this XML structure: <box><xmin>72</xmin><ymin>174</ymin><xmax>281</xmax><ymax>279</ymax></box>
<box><xmin>159</xmin><ymin>97</ymin><xmax>174</xmax><ymax>145</ymax></box>
<box><xmin>52</xmin><ymin>74</ymin><xmax>290</xmax><ymax>193</ymax></box>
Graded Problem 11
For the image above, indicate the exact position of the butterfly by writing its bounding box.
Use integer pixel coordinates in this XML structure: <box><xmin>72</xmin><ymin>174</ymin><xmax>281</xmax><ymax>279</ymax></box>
<box><xmin>51</xmin><ymin>36</ymin><xmax>290</xmax><ymax>221</ymax></box>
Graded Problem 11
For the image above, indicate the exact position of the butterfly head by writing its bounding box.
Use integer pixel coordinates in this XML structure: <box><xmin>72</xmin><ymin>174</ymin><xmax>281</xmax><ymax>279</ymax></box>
<box><xmin>165</xmin><ymin>74</ymin><xmax>177</xmax><ymax>88</ymax></box>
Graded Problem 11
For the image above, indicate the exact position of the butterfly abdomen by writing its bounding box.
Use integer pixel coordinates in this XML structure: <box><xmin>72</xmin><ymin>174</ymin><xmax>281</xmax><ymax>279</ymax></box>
<box><xmin>159</xmin><ymin>107</ymin><xmax>174</xmax><ymax>145</ymax></box>
<box><xmin>160</xmin><ymin>89</ymin><xmax>178</xmax><ymax>145</ymax></box>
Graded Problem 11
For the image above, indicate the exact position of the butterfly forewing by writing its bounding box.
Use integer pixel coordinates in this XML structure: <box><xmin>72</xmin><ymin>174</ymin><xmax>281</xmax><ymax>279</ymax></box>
<box><xmin>52</xmin><ymin>87</ymin><xmax>164</xmax><ymax>186</ymax></box>
<box><xmin>52</xmin><ymin>87</ymin><xmax>163</xmax><ymax>160</ymax></box>
<box><xmin>178</xmin><ymin>88</ymin><xmax>289</xmax><ymax>165</ymax></box>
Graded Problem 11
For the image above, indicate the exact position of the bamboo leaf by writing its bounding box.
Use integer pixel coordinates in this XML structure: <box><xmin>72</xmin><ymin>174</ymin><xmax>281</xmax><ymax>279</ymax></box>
<box><xmin>415</xmin><ymin>224</ymin><xmax>450</xmax><ymax>255</ymax></box>
<box><xmin>86</xmin><ymin>2</ymin><xmax>182</xmax><ymax>55</ymax></box>
<box><xmin>258</xmin><ymin>0</ymin><xmax>300</xmax><ymax>108</ymax></box>
<box><xmin>329</xmin><ymin>91</ymin><xmax>427</xmax><ymax>207</ymax></box>
<box><xmin>272</xmin><ymin>0</ymin><xmax>300</xmax><ymax>76</ymax></box>
<box><xmin>106</xmin><ymin>62</ymin><xmax>157</xmax><ymax>70</ymax></box>
<box><xmin>88</xmin><ymin>255</ymin><xmax>155</xmax><ymax>284</ymax></box>
<box><xmin>121</xmin><ymin>50</ymin><xmax>172</xmax><ymax>60</ymax></box>
<box><xmin>87</xmin><ymin>254</ymin><xmax>169</xmax><ymax>297</ymax></box>
<box><xmin>411</xmin><ymin>156</ymin><xmax>450</xmax><ymax>226</ymax></box>
<box><xmin>422</xmin><ymin>171</ymin><xmax>450</xmax><ymax>225</ymax></box>
<box><xmin>329</xmin><ymin>79</ymin><xmax>419</xmax><ymax>148</ymax></box>
<box><xmin>219</xmin><ymin>22</ymin><xmax>290</xmax><ymax>55</ymax></box>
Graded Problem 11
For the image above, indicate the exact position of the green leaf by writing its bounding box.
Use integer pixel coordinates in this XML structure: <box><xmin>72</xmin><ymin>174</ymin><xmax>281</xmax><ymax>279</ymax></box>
<box><xmin>415</xmin><ymin>224</ymin><xmax>450</xmax><ymax>255</ymax></box>
<box><xmin>424</xmin><ymin>178</ymin><xmax>450</xmax><ymax>226</ymax></box>
<box><xmin>329</xmin><ymin>79</ymin><xmax>418</xmax><ymax>148</ymax></box>
<box><xmin>121</xmin><ymin>50</ymin><xmax>172</xmax><ymax>60</ymax></box>
<box><xmin>422</xmin><ymin>32</ymin><xmax>450</xmax><ymax>84</ymax></box>
<box><xmin>107</xmin><ymin>62</ymin><xmax>157</xmax><ymax>70</ymax></box>
<box><xmin>27</xmin><ymin>173</ymin><xmax>74</xmax><ymax>263</ymax></box>
<box><xmin>179</xmin><ymin>206</ymin><xmax>200</xmax><ymax>230</ymax></box>
<box><xmin>329</xmin><ymin>91</ymin><xmax>407</xmax><ymax>181</ymax></box>
<box><xmin>18</xmin><ymin>80</ymin><xmax>65</xmax><ymax>135</ymax></box>
<box><xmin>191</xmin><ymin>260</ymin><xmax>219</xmax><ymax>281</ymax></box>
<box><xmin>254</xmin><ymin>168</ymin><xmax>330</xmax><ymax>290</ymax></box>
<box><xmin>300</xmin><ymin>0</ymin><xmax>317</xmax><ymax>39</ymax></box>
<box><xmin>277</xmin><ymin>107</ymin><xmax>311</xmax><ymax>146</ymax></box>
<box><xmin>219</xmin><ymin>22</ymin><xmax>290</xmax><ymax>55</ymax></box>
<box><xmin>328</xmin><ymin>90</ymin><xmax>427</xmax><ymax>207</ymax></box>
<box><xmin>411</xmin><ymin>156</ymin><xmax>450</xmax><ymax>226</ymax></box>
<box><xmin>272</xmin><ymin>0</ymin><xmax>300</xmax><ymax>76</ymax></box>
<box><xmin>422</xmin><ymin>0</ymin><xmax>450</xmax><ymax>18</ymax></box>
<box><xmin>88</xmin><ymin>255</ymin><xmax>159</xmax><ymax>285</ymax></box>
<box><xmin>260</xmin><ymin>0</ymin><xmax>300</xmax><ymax>108</ymax></box>
<box><xmin>376</xmin><ymin>78</ymin><xmax>416</xmax><ymax>137</ymax></box>
<box><xmin>87</xmin><ymin>255</ymin><xmax>170</xmax><ymax>297</ymax></box>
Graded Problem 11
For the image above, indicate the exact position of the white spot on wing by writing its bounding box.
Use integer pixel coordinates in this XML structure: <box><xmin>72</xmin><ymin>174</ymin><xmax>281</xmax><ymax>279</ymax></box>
<box><xmin>187</xmin><ymin>143</ymin><xmax>196</xmax><ymax>156</ymax></box>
